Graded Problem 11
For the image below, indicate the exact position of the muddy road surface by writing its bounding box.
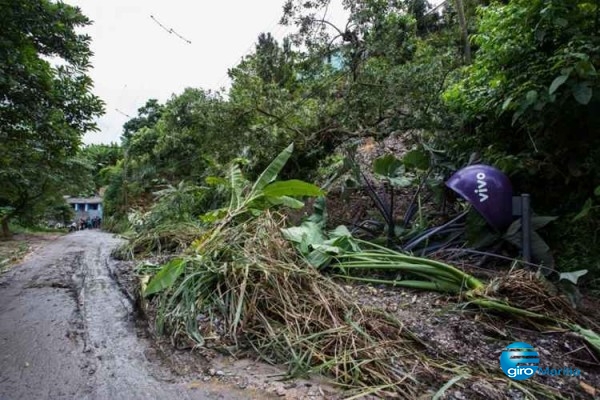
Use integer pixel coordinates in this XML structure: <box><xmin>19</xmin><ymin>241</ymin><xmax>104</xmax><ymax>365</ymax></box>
<box><xmin>0</xmin><ymin>231</ymin><xmax>263</xmax><ymax>400</ymax></box>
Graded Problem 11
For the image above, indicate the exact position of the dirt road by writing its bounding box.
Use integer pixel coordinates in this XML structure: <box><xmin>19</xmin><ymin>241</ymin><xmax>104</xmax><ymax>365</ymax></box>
<box><xmin>0</xmin><ymin>231</ymin><xmax>260</xmax><ymax>400</ymax></box>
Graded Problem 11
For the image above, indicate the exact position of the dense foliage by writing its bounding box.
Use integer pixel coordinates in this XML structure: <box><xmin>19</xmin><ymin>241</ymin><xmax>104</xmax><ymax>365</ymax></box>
<box><xmin>0</xmin><ymin>0</ymin><xmax>104</xmax><ymax>237</ymax></box>
<box><xmin>3</xmin><ymin>0</ymin><xmax>599</xmax><ymax>283</ymax></box>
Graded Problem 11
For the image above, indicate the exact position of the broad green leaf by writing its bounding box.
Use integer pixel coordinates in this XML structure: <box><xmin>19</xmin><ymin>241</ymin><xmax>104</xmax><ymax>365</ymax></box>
<box><xmin>503</xmin><ymin>223</ymin><xmax>554</xmax><ymax>268</ymax></box>
<box><xmin>373</xmin><ymin>154</ymin><xmax>403</xmax><ymax>177</ymax></box>
<box><xmin>312</xmin><ymin>243</ymin><xmax>343</xmax><ymax>254</ymax></box>
<box><xmin>263</xmin><ymin>179</ymin><xmax>324</xmax><ymax>198</ymax></box>
<box><xmin>329</xmin><ymin>225</ymin><xmax>352</xmax><ymax>238</ymax></box>
<box><xmin>306</xmin><ymin>196</ymin><xmax>328</xmax><ymax>227</ymax></box>
<box><xmin>388</xmin><ymin>176</ymin><xmax>413</xmax><ymax>187</ymax></box>
<box><xmin>573</xmin><ymin>82</ymin><xmax>593</xmax><ymax>105</ymax></box>
<box><xmin>501</xmin><ymin>97</ymin><xmax>513</xmax><ymax>111</ymax></box>
<box><xmin>402</xmin><ymin>148</ymin><xmax>430</xmax><ymax>170</ymax></box>
<box><xmin>267</xmin><ymin>195</ymin><xmax>305</xmax><ymax>209</ymax></box>
<box><xmin>549</xmin><ymin>74</ymin><xmax>568</xmax><ymax>95</ymax></box>
<box><xmin>559</xmin><ymin>269</ymin><xmax>588</xmax><ymax>285</ymax></box>
<box><xmin>525</xmin><ymin>90</ymin><xmax>538</xmax><ymax>104</ymax></box>
<box><xmin>306</xmin><ymin>249</ymin><xmax>332</xmax><ymax>269</ymax></box>
<box><xmin>327</xmin><ymin>235</ymin><xmax>361</xmax><ymax>253</ymax></box>
<box><xmin>144</xmin><ymin>258</ymin><xmax>186</xmax><ymax>296</ymax></box>
<box><xmin>594</xmin><ymin>186</ymin><xmax>600</xmax><ymax>197</ymax></box>
<box><xmin>251</xmin><ymin>143</ymin><xmax>294</xmax><ymax>195</ymax></box>
<box><xmin>531</xmin><ymin>215</ymin><xmax>557</xmax><ymax>230</ymax></box>
<box><xmin>282</xmin><ymin>222</ymin><xmax>325</xmax><ymax>245</ymax></box>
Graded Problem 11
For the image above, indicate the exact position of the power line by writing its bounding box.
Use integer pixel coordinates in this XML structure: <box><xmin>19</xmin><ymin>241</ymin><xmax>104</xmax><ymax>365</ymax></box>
<box><xmin>115</xmin><ymin>108</ymin><xmax>132</xmax><ymax>118</ymax></box>
<box><xmin>150</xmin><ymin>14</ymin><xmax>192</xmax><ymax>44</ymax></box>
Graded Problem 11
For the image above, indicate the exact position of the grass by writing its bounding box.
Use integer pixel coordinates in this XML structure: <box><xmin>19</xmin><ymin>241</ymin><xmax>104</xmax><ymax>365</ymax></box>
<box><xmin>8</xmin><ymin>222</ymin><xmax>66</xmax><ymax>235</ymax></box>
<box><xmin>0</xmin><ymin>241</ymin><xmax>29</xmax><ymax>272</ymax></box>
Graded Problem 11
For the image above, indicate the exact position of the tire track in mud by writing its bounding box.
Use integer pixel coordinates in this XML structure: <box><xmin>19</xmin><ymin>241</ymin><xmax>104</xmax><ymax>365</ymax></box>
<box><xmin>0</xmin><ymin>231</ymin><xmax>258</xmax><ymax>400</ymax></box>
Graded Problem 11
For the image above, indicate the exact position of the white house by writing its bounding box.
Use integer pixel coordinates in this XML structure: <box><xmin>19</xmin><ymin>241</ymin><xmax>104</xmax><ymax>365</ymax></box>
<box><xmin>66</xmin><ymin>196</ymin><xmax>103</xmax><ymax>219</ymax></box>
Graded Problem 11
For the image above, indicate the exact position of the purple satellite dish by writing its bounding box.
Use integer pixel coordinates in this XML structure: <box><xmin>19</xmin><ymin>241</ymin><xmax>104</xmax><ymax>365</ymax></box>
<box><xmin>446</xmin><ymin>164</ymin><xmax>513</xmax><ymax>230</ymax></box>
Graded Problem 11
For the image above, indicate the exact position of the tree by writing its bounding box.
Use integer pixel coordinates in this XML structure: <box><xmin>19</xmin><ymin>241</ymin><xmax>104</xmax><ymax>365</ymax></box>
<box><xmin>80</xmin><ymin>143</ymin><xmax>124</xmax><ymax>190</ymax></box>
<box><xmin>0</xmin><ymin>0</ymin><xmax>104</xmax><ymax>238</ymax></box>
<box><xmin>443</xmin><ymin>0</ymin><xmax>600</xmax><ymax>209</ymax></box>
<box><xmin>121</xmin><ymin>99</ymin><xmax>164</xmax><ymax>144</ymax></box>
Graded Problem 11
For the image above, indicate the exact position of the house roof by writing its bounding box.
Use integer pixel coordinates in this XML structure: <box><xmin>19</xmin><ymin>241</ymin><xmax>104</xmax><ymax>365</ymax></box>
<box><xmin>66</xmin><ymin>196</ymin><xmax>103</xmax><ymax>204</ymax></box>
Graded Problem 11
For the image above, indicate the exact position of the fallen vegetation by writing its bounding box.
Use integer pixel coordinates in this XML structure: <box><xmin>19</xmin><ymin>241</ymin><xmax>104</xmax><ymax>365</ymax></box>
<box><xmin>113</xmin><ymin>146</ymin><xmax>600</xmax><ymax>399</ymax></box>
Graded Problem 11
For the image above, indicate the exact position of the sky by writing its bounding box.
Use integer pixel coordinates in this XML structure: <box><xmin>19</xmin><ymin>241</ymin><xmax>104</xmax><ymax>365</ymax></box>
<box><xmin>64</xmin><ymin>0</ymin><xmax>348</xmax><ymax>145</ymax></box>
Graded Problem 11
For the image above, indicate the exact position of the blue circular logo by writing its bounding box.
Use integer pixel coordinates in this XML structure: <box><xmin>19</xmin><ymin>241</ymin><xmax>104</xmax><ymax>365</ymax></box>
<box><xmin>499</xmin><ymin>342</ymin><xmax>539</xmax><ymax>380</ymax></box>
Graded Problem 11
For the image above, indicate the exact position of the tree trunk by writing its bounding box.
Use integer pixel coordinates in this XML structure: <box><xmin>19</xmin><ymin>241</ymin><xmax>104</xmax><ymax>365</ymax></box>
<box><xmin>454</xmin><ymin>0</ymin><xmax>471</xmax><ymax>64</ymax></box>
<box><xmin>1</xmin><ymin>218</ymin><xmax>11</xmax><ymax>241</ymax></box>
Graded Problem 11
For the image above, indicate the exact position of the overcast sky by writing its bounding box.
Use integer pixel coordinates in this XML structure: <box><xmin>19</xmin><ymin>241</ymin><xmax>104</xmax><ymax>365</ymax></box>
<box><xmin>64</xmin><ymin>0</ymin><xmax>347</xmax><ymax>145</ymax></box>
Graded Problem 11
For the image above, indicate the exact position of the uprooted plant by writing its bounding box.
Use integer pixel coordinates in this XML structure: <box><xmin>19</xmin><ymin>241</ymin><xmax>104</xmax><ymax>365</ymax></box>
<box><xmin>281</xmin><ymin>205</ymin><xmax>600</xmax><ymax>358</ymax></box>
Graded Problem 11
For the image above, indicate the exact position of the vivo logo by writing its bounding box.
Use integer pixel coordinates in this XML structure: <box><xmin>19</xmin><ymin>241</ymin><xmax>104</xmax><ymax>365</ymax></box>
<box><xmin>474</xmin><ymin>172</ymin><xmax>489</xmax><ymax>203</ymax></box>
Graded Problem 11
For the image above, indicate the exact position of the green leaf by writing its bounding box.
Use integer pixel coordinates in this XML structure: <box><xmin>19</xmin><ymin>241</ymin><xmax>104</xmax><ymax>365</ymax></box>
<box><xmin>531</xmin><ymin>215</ymin><xmax>557</xmax><ymax>230</ymax></box>
<box><xmin>559</xmin><ymin>269</ymin><xmax>588</xmax><ymax>285</ymax></box>
<box><xmin>402</xmin><ymin>148</ymin><xmax>430</xmax><ymax>170</ymax></box>
<box><xmin>282</xmin><ymin>222</ymin><xmax>325</xmax><ymax>246</ymax></box>
<box><xmin>573</xmin><ymin>82</ymin><xmax>593</xmax><ymax>105</ymax></box>
<box><xmin>263</xmin><ymin>179</ymin><xmax>324</xmax><ymax>198</ymax></box>
<box><xmin>504</xmin><ymin>219</ymin><xmax>521</xmax><ymax>239</ymax></box>
<box><xmin>373</xmin><ymin>154</ymin><xmax>403</xmax><ymax>177</ymax></box>
<box><xmin>594</xmin><ymin>186</ymin><xmax>600</xmax><ymax>197</ymax></box>
<box><xmin>549</xmin><ymin>74</ymin><xmax>568</xmax><ymax>95</ymax></box>
<box><xmin>569</xmin><ymin>324</ymin><xmax>600</xmax><ymax>355</ymax></box>
<box><xmin>501</xmin><ymin>96</ymin><xmax>513</xmax><ymax>111</ymax></box>
<box><xmin>306</xmin><ymin>196</ymin><xmax>327</xmax><ymax>227</ymax></box>
<box><xmin>329</xmin><ymin>225</ymin><xmax>353</xmax><ymax>238</ymax></box>
<box><xmin>267</xmin><ymin>195</ymin><xmax>305</xmax><ymax>209</ymax></box>
<box><xmin>503</xmin><ymin>222</ymin><xmax>554</xmax><ymax>268</ymax></box>
<box><xmin>144</xmin><ymin>258</ymin><xmax>186</xmax><ymax>296</ymax></box>
<box><xmin>200</xmin><ymin>208</ymin><xmax>227</xmax><ymax>223</ymax></box>
<box><xmin>388</xmin><ymin>176</ymin><xmax>412</xmax><ymax>187</ymax></box>
<box><xmin>526</xmin><ymin>90</ymin><xmax>538</xmax><ymax>104</ymax></box>
<box><xmin>251</xmin><ymin>143</ymin><xmax>294</xmax><ymax>195</ymax></box>
<box><xmin>205</xmin><ymin>176</ymin><xmax>227</xmax><ymax>186</ymax></box>
<box><xmin>306</xmin><ymin>249</ymin><xmax>333</xmax><ymax>268</ymax></box>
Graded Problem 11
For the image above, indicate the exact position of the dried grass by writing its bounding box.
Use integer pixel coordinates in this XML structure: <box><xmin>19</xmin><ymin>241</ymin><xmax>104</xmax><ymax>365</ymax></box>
<box><xmin>205</xmin><ymin>213</ymin><xmax>440</xmax><ymax>397</ymax></box>
<box><xmin>487</xmin><ymin>269</ymin><xmax>600</xmax><ymax>331</ymax></box>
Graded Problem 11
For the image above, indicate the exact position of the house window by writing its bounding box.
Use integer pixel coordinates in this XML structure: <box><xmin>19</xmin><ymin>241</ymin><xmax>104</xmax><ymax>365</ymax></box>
<box><xmin>78</xmin><ymin>203</ymin><xmax>86</xmax><ymax>211</ymax></box>
<box><xmin>72</xmin><ymin>204</ymin><xmax>77</xmax><ymax>210</ymax></box>
<box><xmin>88</xmin><ymin>203</ymin><xmax>98</xmax><ymax>211</ymax></box>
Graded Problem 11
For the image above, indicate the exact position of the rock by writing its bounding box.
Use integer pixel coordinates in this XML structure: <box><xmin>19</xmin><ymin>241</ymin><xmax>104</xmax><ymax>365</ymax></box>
<box><xmin>276</xmin><ymin>387</ymin><xmax>287</xmax><ymax>396</ymax></box>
